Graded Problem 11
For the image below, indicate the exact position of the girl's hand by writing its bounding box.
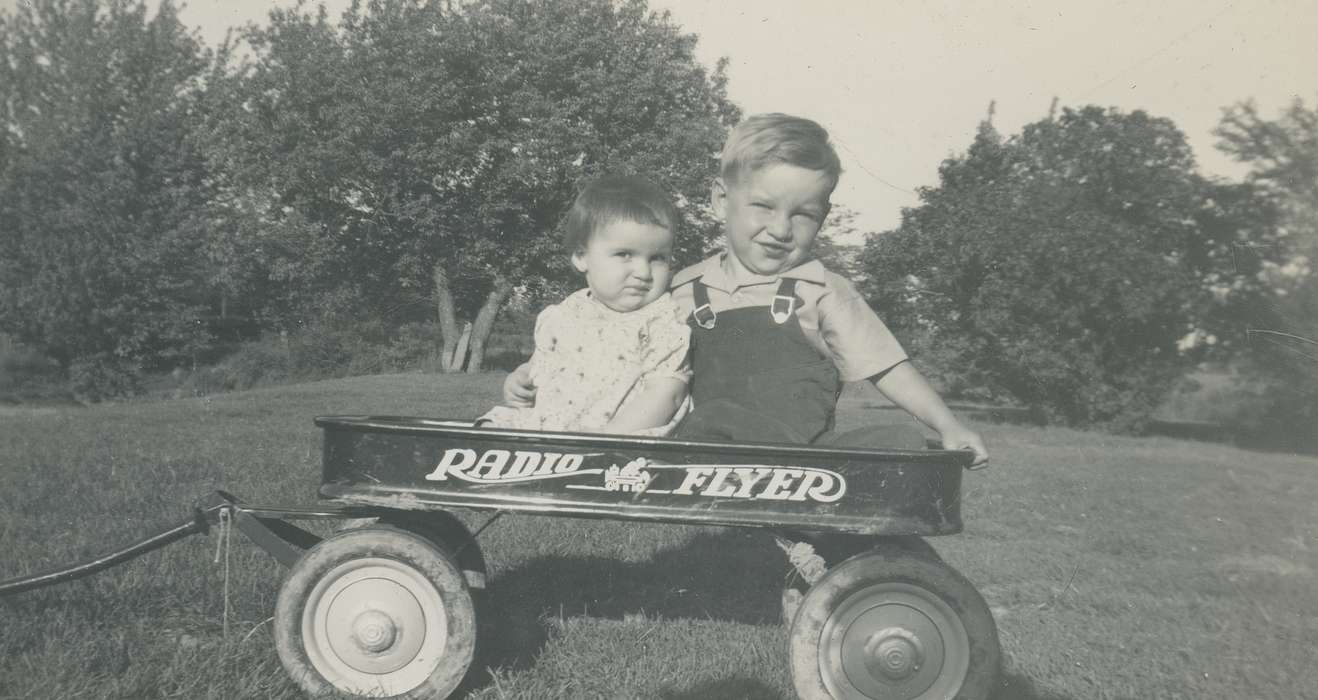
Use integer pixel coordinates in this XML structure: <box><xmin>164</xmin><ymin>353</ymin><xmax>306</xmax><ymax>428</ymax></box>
<box><xmin>502</xmin><ymin>363</ymin><xmax>536</xmax><ymax>407</ymax></box>
<box><xmin>939</xmin><ymin>423</ymin><xmax>989</xmax><ymax>469</ymax></box>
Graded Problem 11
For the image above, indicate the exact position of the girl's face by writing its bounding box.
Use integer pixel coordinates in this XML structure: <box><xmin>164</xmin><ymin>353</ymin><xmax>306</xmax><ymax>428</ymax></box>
<box><xmin>572</xmin><ymin>219</ymin><xmax>674</xmax><ymax>312</ymax></box>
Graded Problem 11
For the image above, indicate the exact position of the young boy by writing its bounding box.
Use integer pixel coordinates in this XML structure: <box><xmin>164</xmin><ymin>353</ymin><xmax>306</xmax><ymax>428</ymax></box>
<box><xmin>507</xmin><ymin>113</ymin><xmax>987</xmax><ymax>466</ymax></box>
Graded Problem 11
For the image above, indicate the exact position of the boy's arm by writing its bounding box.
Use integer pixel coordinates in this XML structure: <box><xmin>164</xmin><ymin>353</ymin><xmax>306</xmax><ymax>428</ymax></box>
<box><xmin>601</xmin><ymin>378</ymin><xmax>687</xmax><ymax>434</ymax></box>
<box><xmin>502</xmin><ymin>362</ymin><xmax>536</xmax><ymax>407</ymax></box>
<box><xmin>872</xmin><ymin>361</ymin><xmax>989</xmax><ymax>468</ymax></box>
<box><xmin>503</xmin><ymin>302</ymin><xmax>563</xmax><ymax>408</ymax></box>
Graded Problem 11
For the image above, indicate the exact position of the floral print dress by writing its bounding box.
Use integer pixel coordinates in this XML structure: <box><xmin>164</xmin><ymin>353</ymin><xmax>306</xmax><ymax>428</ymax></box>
<box><xmin>481</xmin><ymin>289</ymin><xmax>690</xmax><ymax>435</ymax></box>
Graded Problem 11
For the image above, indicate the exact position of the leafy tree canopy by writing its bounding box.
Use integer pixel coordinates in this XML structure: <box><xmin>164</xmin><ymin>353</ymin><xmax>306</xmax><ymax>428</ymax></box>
<box><xmin>215</xmin><ymin>0</ymin><xmax>738</xmax><ymax>370</ymax></box>
<box><xmin>0</xmin><ymin>0</ymin><xmax>216</xmax><ymax>397</ymax></box>
<box><xmin>861</xmin><ymin>105</ymin><xmax>1280</xmax><ymax>431</ymax></box>
<box><xmin>1214</xmin><ymin>98</ymin><xmax>1318</xmax><ymax>439</ymax></box>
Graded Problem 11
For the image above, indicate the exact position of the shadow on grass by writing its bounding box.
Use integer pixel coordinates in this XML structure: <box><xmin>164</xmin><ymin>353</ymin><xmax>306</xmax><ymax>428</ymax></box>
<box><xmin>478</xmin><ymin>528</ymin><xmax>787</xmax><ymax>672</ymax></box>
<box><xmin>653</xmin><ymin>671</ymin><xmax>1074</xmax><ymax>700</ymax></box>
<box><xmin>658</xmin><ymin>677</ymin><xmax>786</xmax><ymax>699</ymax></box>
<box><xmin>468</xmin><ymin>528</ymin><xmax>1070</xmax><ymax>700</ymax></box>
<box><xmin>991</xmin><ymin>670</ymin><xmax>1076</xmax><ymax>700</ymax></box>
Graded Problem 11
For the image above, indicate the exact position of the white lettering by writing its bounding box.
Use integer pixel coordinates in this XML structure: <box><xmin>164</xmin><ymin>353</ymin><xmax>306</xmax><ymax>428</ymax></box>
<box><xmin>428</xmin><ymin>453</ymin><xmax>845</xmax><ymax>503</ymax></box>
<box><xmin>789</xmin><ymin>470</ymin><xmax>830</xmax><ymax>502</ymax></box>
<box><xmin>801</xmin><ymin>470</ymin><xmax>846</xmax><ymax>503</ymax></box>
<box><xmin>759</xmin><ymin>468</ymin><xmax>803</xmax><ymax>500</ymax></box>
<box><xmin>731</xmin><ymin>467</ymin><xmax>773</xmax><ymax>498</ymax></box>
<box><xmin>703</xmin><ymin>468</ymin><xmax>738</xmax><ymax>498</ymax></box>
<box><xmin>554</xmin><ymin>453</ymin><xmax>584</xmax><ymax>474</ymax></box>
<box><xmin>471</xmin><ymin>449</ymin><xmax>510</xmax><ymax>479</ymax></box>
<box><xmin>425</xmin><ymin>448</ymin><xmax>476</xmax><ymax>481</ymax></box>
<box><xmin>674</xmin><ymin>467</ymin><xmax>714</xmax><ymax>495</ymax></box>
<box><xmin>534</xmin><ymin>452</ymin><xmax>562</xmax><ymax>476</ymax></box>
<box><xmin>504</xmin><ymin>451</ymin><xmax>541</xmax><ymax>478</ymax></box>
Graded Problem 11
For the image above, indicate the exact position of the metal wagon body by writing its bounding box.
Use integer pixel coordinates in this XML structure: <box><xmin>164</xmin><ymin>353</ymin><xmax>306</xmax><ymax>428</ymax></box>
<box><xmin>1</xmin><ymin>415</ymin><xmax>1000</xmax><ymax>700</ymax></box>
<box><xmin>316</xmin><ymin>416</ymin><xmax>967</xmax><ymax>536</ymax></box>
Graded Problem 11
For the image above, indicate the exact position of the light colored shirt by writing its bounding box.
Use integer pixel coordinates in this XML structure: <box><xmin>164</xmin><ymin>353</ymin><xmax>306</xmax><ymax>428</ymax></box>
<box><xmin>670</xmin><ymin>253</ymin><xmax>907</xmax><ymax>382</ymax></box>
<box><xmin>483</xmin><ymin>289</ymin><xmax>690</xmax><ymax>435</ymax></box>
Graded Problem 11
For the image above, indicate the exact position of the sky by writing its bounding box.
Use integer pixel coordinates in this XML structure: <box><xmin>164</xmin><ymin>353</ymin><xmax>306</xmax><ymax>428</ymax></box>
<box><xmin>4</xmin><ymin>0</ymin><xmax>1315</xmax><ymax>235</ymax></box>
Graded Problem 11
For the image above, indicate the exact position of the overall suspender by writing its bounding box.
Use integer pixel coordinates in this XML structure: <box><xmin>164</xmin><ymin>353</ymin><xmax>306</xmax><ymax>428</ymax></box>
<box><xmin>691</xmin><ymin>277</ymin><xmax>799</xmax><ymax>328</ymax></box>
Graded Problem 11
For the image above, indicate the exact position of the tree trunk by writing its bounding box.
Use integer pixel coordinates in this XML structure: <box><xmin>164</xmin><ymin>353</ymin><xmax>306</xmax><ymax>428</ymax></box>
<box><xmin>451</xmin><ymin>322</ymin><xmax>472</xmax><ymax>371</ymax></box>
<box><xmin>465</xmin><ymin>276</ymin><xmax>513</xmax><ymax>373</ymax></box>
<box><xmin>434</xmin><ymin>264</ymin><xmax>463</xmax><ymax>372</ymax></box>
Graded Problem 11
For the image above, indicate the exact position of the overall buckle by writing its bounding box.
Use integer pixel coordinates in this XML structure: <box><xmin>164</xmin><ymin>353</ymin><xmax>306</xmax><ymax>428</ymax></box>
<box><xmin>693</xmin><ymin>303</ymin><xmax>717</xmax><ymax>329</ymax></box>
<box><xmin>770</xmin><ymin>294</ymin><xmax>796</xmax><ymax>324</ymax></box>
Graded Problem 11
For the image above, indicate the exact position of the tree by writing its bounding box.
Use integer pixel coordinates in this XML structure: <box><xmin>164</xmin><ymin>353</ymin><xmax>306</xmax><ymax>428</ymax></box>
<box><xmin>811</xmin><ymin>204</ymin><xmax>865</xmax><ymax>280</ymax></box>
<box><xmin>860</xmin><ymin>106</ymin><xmax>1278</xmax><ymax>431</ymax></box>
<box><xmin>1214</xmin><ymin>98</ymin><xmax>1318</xmax><ymax>442</ymax></box>
<box><xmin>218</xmin><ymin>0</ymin><xmax>737</xmax><ymax>372</ymax></box>
<box><xmin>0</xmin><ymin>0</ymin><xmax>216</xmax><ymax>398</ymax></box>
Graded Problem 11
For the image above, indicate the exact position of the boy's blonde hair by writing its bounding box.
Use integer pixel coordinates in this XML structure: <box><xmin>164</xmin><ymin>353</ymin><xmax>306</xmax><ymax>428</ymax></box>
<box><xmin>720</xmin><ymin>113</ymin><xmax>842</xmax><ymax>189</ymax></box>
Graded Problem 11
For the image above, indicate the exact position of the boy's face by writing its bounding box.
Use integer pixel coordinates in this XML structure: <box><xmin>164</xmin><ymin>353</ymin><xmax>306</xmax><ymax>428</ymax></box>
<box><xmin>712</xmin><ymin>163</ymin><xmax>833</xmax><ymax>277</ymax></box>
<box><xmin>572</xmin><ymin>219</ymin><xmax>674</xmax><ymax>313</ymax></box>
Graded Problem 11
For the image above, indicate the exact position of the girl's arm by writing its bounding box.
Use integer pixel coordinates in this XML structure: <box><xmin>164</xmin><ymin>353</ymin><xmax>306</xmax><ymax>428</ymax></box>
<box><xmin>872</xmin><ymin>361</ymin><xmax>989</xmax><ymax>467</ymax></box>
<box><xmin>601</xmin><ymin>377</ymin><xmax>688</xmax><ymax>434</ymax></box>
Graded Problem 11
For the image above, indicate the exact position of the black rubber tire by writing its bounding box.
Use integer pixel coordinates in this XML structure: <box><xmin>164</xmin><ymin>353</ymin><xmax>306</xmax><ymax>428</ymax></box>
<box><xmin>783</xmin><ymin>575</ymin><xmax>809</xmax><ymax>626</ymax></box>
<box><xmin>274</xmin><ymin>526</ymin><xmax>477</xmax><ymax>699</ymax></box>
<box><xmin>381</xmin><ymin>512</ymin><xmax>489</xmax><ymax>593</ymax></box>
<box><xmin>381</xmin><ymin>511</ymin><xmax>495</xmax><ymax>690</ymax></box>
<box><xmin>789</xmin><ymin>549</ymin><xmax>1000</xmax><ymax>700</ymax></box>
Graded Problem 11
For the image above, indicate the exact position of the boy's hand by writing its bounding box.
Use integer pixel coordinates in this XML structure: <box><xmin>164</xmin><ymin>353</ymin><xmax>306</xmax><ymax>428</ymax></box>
<box><xmin>871</xmin><ymin>362</ymin><xmax>988</xmax><ymax>470</ymax></box>
<box><xmin>502</xmin><ymin>363</ymin><xmax>536</xmax><ymax>408</ymax></box>
<box><xmin>940</xmin><ymin>424</ymin><xmax>989</xmax><ymax>469</ymax></box>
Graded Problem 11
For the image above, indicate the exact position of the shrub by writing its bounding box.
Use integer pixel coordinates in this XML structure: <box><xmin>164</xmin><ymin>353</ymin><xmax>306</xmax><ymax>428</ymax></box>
<box><xmin>382</xmin><ymin>322</ymin><xmax>443</xmax><ymax>372</ymax></box>
<box><xmin>216</xmin><ymin>338</ymin><xmax>293</xmax><ymax>391</ymax></box>
<box><xmin>0</xmin><ymin>343</ymin><xmax>68</xmax><ymax>402</ymax></box>
<box><xmin>285</xmin><ymin>326</ymin><xmax>359</xmax><ymax>378</ymax></box>
<box><xmin>68</xmin><ymin>355</ymin><xmax>140</xmax><ymax>403</ymax></box>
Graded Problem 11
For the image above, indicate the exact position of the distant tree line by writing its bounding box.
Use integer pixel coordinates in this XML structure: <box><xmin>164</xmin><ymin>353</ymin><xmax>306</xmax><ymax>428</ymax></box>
<box><xmin>1</xmin><ymin>0</ymin><xmax>1313</xmax><ymax>433</ymax></box>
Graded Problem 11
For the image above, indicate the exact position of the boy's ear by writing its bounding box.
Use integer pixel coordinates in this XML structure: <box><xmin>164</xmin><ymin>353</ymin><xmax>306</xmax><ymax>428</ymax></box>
<box><xmin>571</xmin><ymin>250</ymin><xmax>588</xmax><ymax>273</ymax></box>
<box><xmin>710</xmin><ymin>177</ymin><xmax>728</xmax><ymax>220</ymax></box>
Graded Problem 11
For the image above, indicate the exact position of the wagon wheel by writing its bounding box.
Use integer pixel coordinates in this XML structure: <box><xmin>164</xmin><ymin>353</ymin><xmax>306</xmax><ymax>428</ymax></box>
<box><xmin>274</xmin><ymin>526</ymin><xmax>477</xmax><ymax>699</ymax></box>
<box><xmin>781</xmin><ymin>535</ymin><xmax>941</xmax><ymax>626</ymax></box>
<box><xmin>789</xmin><ymin>549</ymin><xmax>999</xmax><ymax>700</ymax></box>
<box><xmin>381</xmin><ymin>511</ymin><xmax>489</xmax><ymax>593</ymax></box>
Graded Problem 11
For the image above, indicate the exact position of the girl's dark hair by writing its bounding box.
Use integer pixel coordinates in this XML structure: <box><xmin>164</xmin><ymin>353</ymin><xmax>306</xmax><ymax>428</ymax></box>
<box><xmin>563</xmin><ymin>174</ymin><xmax>680</xmax><ymax>252</ymax></box>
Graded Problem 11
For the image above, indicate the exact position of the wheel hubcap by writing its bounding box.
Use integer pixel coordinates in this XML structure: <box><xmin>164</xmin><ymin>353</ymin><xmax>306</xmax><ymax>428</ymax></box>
<box><xmin>302</xmin><ymin>558</ymin><xmax>450</xmax><ymax>695</ymax></box>
<box><xmin>351</xmin><ymin>609</ymin><xmax>399</xmax><ymax>653</ymax></box>
<box><xmin>866</xmin><ymin>627</ymin><xmax>925</xmax><ymax>681</ymax></box>
<box><xmin>820</xmin><ymin>582</ymin><xmax>969</xmax><ymax>699</ymax></box>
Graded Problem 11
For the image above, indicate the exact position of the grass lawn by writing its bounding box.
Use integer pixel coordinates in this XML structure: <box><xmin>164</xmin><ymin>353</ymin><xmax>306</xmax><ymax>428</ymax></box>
<box><xmin>1</xmin><ymin>373</ymin><xmax>1315</xmax><ymax>699</ymax></box>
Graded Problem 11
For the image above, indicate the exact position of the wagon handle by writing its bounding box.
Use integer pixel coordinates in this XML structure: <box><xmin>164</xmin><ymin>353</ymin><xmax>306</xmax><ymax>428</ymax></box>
<box><xmin>0</xmin><ymin>494</ymin><xmax>230</xmax><ymax>597</ymax></box>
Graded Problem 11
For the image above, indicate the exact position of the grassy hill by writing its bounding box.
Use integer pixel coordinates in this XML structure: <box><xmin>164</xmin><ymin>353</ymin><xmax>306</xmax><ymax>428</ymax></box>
<box><xmin>0</xmin><ymin>373</ymin><xmax>1315</xmax><ymax>699</ymax></box>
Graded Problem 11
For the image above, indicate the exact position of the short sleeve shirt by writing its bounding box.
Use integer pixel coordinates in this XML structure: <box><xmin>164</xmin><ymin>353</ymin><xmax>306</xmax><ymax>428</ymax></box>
<box><xmin>669</xmin><ymin>254</ymin><xmax>907</xmax><ymax>382</ymax></box>
<box><xmin>482</xmin><ymin>289</ymin><xmax>690</xmax><ymax>435</ymax></box>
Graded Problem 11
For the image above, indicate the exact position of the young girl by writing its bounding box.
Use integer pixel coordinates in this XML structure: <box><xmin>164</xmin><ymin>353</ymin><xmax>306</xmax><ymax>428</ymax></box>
<box><xmin>479</xmin><ymin>174</ymin><xmax>690</xmax><ymax>435</ymax></box>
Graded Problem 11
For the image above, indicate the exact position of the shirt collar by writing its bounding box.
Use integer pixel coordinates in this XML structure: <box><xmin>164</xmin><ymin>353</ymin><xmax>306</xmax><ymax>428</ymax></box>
<box><xmin>672</xmin><ymin>253</ymin><xmax>830</xmax><ymax>292</ymax></box>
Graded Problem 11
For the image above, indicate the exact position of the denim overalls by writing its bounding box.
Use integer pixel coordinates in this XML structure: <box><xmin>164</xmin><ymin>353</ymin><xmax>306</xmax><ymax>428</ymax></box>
<box><xmin>674</xmin><ymin>275</ymin><xmax>925</xmax><ymax>450</ymax></box>
<box><xmin>673</xmin><ymin>276</ymin><xmax>841</xmax><ymax>443</ymax></box>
